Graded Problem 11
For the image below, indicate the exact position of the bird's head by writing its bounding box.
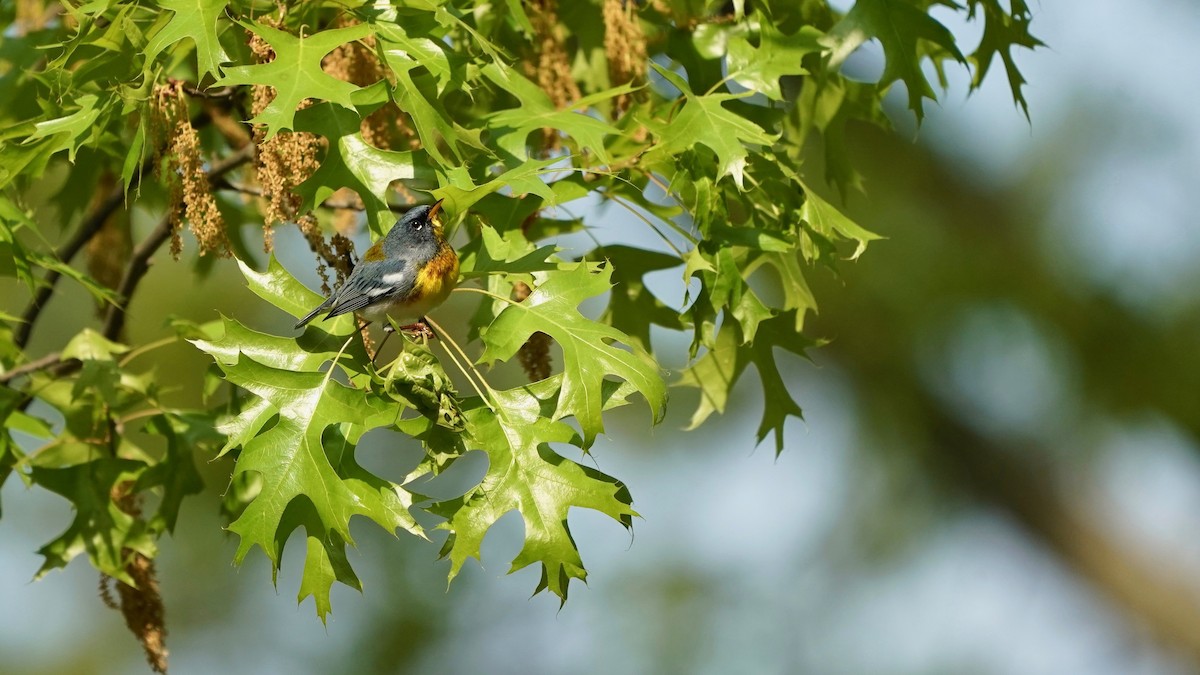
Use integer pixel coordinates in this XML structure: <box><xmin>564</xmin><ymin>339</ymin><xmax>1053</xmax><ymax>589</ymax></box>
<box><xmin>380</xmin><ymin>199</ymin><xmax>445</xmax><ymax>253</ymax></box>
<box><xmin>397</xmin><ymin>198</ymin><xmax>444</xmax><ymax>238</ymax></box>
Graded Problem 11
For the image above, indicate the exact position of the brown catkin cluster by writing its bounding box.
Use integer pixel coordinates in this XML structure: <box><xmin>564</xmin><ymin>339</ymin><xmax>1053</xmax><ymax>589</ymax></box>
<box><xmin>297</xmin><ymin>214</ymin><xmax>354</xmax><ymax>293</ymax></box>
<box><xmin>526</xmin><ymin>0</ymin><xmax>580</xmax><ymax>148</ymax></box>
<box><xmin>153</xmin><ymin>84</ymin><xmax>228</xmax><ymax>259</ymax></box>
<box><xmin>103</xmin><ymin>483</ymin><xmax>168</xmax><ymax>674</ymax></box>
<box><xmin>603</xmin><ymin>0</ymin><xmax>647</xmax><ymax>115</ymax></box>
<box><xmin>513</xmin><ymin>281</ymin><xmax>553</xmax><ymax>381</ymax></box>
<box><xmin>14</xmin><ymin>0</ymin><xmax>46</xmax><ymax>35</ymax></box>
<box><xmin>248</xmin><ymin>23</ymin><xmax>323</xmax><ymax>249</ymax></box>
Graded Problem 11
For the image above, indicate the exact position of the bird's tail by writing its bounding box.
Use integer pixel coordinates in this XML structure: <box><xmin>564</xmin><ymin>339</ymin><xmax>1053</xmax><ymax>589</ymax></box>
<box><xmin>295</xmin><ymin>297</ymin><xmax>334</xmax><ymax>329</ymax></box>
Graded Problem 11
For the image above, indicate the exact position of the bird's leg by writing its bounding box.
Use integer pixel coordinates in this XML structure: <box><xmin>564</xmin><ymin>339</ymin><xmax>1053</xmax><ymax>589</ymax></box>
<box><xmin>372</xmin><ymin>322</ymin><xmax>395</xmax><ymax>366</ymax></box>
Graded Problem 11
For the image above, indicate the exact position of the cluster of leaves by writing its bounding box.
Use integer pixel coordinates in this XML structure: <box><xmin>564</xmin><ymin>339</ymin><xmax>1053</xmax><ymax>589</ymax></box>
<box><xmin>0</xmin><ymin>0</ymin><xmax>1039</xmax><ymax>627</ymax></box>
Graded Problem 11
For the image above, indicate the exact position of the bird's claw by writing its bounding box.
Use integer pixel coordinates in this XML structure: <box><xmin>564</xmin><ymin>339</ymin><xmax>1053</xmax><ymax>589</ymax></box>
<box><xmin>399</xmin><ymin>321</ymin><xmax>435</xmax><ymax>340</ymax></box>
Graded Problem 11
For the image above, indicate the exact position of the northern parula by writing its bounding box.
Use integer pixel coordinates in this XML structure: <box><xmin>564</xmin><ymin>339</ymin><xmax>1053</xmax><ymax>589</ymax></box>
<box><xmin>295</xmin><ymin>199</ymin><xmax>459</xmax><ymax>332</ymax></box>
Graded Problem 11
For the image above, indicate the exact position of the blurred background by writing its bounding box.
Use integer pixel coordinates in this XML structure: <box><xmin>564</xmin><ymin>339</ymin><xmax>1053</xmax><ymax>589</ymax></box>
<box><xmin>7</xmin><ymin>0</ymin><xmax>1200</xmax><ymax>673</ymax></box>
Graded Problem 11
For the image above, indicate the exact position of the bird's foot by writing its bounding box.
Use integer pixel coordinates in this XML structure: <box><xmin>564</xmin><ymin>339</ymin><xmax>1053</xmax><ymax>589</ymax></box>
<box><xmin>399</xmin><ymin>320</ymin><xmax>435</xmax><ymax>340</ymax></box>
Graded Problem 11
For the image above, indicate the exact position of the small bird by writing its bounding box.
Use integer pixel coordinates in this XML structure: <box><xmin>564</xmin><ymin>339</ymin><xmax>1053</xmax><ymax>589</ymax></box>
<box><xmin>295</xmin><ymin>199</ymin><xmax>459</xmax><ymax>336</ymax></box>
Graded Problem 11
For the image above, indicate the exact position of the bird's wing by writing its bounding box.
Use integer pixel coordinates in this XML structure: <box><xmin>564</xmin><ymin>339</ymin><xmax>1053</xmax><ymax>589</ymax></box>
<box><xmin>295</xmin><ymin>295</ymin><xmax>335</xmax><ymax>329</ymax></box>
<box><xmin>323</xmin><ymin>261</ymin><xmax>415</xmax><ymax>319</ymax></box>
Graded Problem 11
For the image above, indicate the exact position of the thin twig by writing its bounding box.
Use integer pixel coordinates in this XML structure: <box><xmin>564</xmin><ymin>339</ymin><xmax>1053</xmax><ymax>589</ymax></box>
<box><xmin>0</xmin><ymin>352</ymin><xmax>70</xmax><ymax>384</ymax></box>
<box><xmin>178</xmin><ymin>83</ymin><xmax>239</xmax><ymax>100</ymax></box>
<box><xmin>213</xmin><ymin>180</ymin><xmax>423</xmax><ymax>213</ymax></box>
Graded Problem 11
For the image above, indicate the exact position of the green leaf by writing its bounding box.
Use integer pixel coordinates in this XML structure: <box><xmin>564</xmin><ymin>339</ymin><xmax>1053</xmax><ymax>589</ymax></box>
<box><xmin>643</xmin><ymin>63</ymin><xmax>777</xmax><ymax>188</ymax></box>
<box><xmin>378</xmin><ymin>33</ymin><xmax>476</xmax><ymax>166</ymax></box>
<box><xmin>204</xmin><ymin>355</ymin><xmax>419</xmax><ymax>620</ymax></box>
<box><xmin>373</xmin><ymin>22</ymin><xmax>461</xmax><ymax>95</ymax></box>
<box><xmin>434</xmin><ymin>157</ymin><xmax>558</xmax><ymax>213</ymax></box>
<box><xmin>32</xmin><ymin>458</ymin><xmax>155</xmax><ymax>584</ymax></box>
<box><xmin>23</xmin><ymin>94</ymin><xmax>104</xmax><ymax>163</ymax></box>
<box><xmin>434</xmin><ymin>382</ymin><xmax>636</xmax><ymax>602</ymax></box>
<box><xmin>218</xmin><ymin>22</ymin><xmax>372</xmax><ymax>137</ymax></box>
<box><xmin>139</xmin><ymin>414</ymin><xmax>207</xmax><ymax>535</ymax></box>
<box><xmin>593</xmin><ymin>245</ymin><xmax>685</xmax><ymax>351</ymax></box>
<box><xmin>677</xmin><ymin>312</ymin><xmax>814</xmax><ymax>454</ymax></box>
<box><xmin>142</xmin><ymin>0</ymin><xmax>231</xmax><ymax>79</ymax></box>
<box><xmin>481</xmin><ymin>64</ymin><xmax>632</xmax><ymax>163</ymax></box>
<box><xmin>478</xmin><ymin>264</ymin><xmax>667</xmax><ymax>448</ymax></box>
<box><xmin>757</xmin><ymin>251</ymin><xmax>816</xmax><ymax>332</ymax></box>
<box><xmin>799</xmin><ymin>183</ymin><xmax>881</xmax><ymax>260</ymax></box>
<box><xmin>688</xmin><ymin>246</ymin><xmax>776</xmax><ymax>345</ymax></box>
<box><xmin>0</xmin><ymin>205</ymin><xmax>35</xmax><ymax>291</ymax></box>
<box><xmin>237</xmin><ymin>255</ymin><xmax>355</xmax><ymax>332</ymax></box>
<box><xmin>458</xmin><ymin>225</ymin><xmax>569</xmax><ymax>277</ymax></box>
<box><xmin>293</xmin><ymin>95</ymin><xmax>433</xmax><ymax>235</ymax></box>
<box><xmin>825</xmin><ymin>0</ymin><xmax>965</xmax><ymax>121</ymax></box>
<box><xmin>61</xmin><ymin>328</ymin><xmax>128</xmax><ymax>361</ymax></box>
<box><xmin>726</xmin><ymin>23</ymin><xmax>824</xmax><ymax>100</ymax></box>
<box><xmin>192</xmin><ymin>314</ymin><xmax>372</xmax><ymax>386</ymax></box>
<box><xmin>967</xmin><ymin>0</ymin><xmax>1044</xmax><ymax>119</ymax></box>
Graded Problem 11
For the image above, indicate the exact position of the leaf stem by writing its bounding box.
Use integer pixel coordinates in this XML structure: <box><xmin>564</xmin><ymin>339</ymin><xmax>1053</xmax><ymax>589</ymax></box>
<box><xmin>452</xmin><ymin>286</ymin><xmax>520</xmax><ymax>305</ymax></box>
<box><xmin>603</xmin><ymin>192</ymin><xmax>685</xmax><ymax>257</ymax></box>
<box><xmin>533</xmin><ymin>165</ymin><xmax>699</xmax><ymax>247</ymax></box>
<box><xmin>423</xmin><ymin>317</ymin><xmax>497</xmax><ymax>411</ymax></box>
<box><xmin>117</xmin><ymin>408</ymin><xmax>164</xmax><ymax>426</ymax></box>
<box><xmin>118</xmin><ymin>336</ymin><xmax>177</xmax><ymax>368</ymax></box>
<box><xmin>213</xmin><ymin>180</ymin><xmax>424</xmax><ymax>213</ymax></box>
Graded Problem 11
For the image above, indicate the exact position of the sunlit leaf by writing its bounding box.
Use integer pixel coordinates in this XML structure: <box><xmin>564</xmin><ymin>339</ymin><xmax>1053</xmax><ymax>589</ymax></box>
<box><xmin>479</xmin><ymin>264</ymin><xmax>667</xmax><ymax>448</ymax></box>
<box><xmin>217</xmin><ymin>22</ymin><xmax>372</xmax><ymax>137</ymax></box>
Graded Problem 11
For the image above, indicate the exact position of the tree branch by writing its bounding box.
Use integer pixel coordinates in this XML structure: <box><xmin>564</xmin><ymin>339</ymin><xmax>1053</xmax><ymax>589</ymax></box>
<box><xmin>14</xmin><ymin>174</ymin><xmax>141</xmax><ymax>348</ymax></box>
<box><xmin>929</xmin><ymin>412</ymin><xmax>1200</xmax><ymax>662</ymax></box>
<box><xmin>213</xmin><ymin>180</ymin><xmax>422</xmax><ymax>213</ymax></box>
<box><xmin>178</xmin><ymin>82</ymin><xmax>238</xmax><ymax>100</ymax></box>
<box><xmin>100</xmin><ymin>145</ymin><xmax>255</xmax><ymax>342</ymax></box>
<box><xmin>0</xmin><ymin>352</ymin><xmax>69</xmax><ymax>384</ymax></box>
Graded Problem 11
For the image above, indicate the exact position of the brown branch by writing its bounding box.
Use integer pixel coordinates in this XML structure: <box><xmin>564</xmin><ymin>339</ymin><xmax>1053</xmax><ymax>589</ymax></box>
<box><xmin>99</xmin><ymin>213</ymin><xmax>175</xmax><ymax>341</ymax></box>
<box><xmin>177</xmin><ymin>82</ymin><xmax>238</xmax><ymax>100</ymax></box>
<box><xmin>0</xmin><ymin>351</ymin><xmax>70</xmax><ymax>384</ymax></box>
<box><xmin>932</xmin><ymin>413</ymin><xmax>1200</xmax><ymax>662</ymax></box>
<box><xmin>101</xmin><ymin>145</ymin><xmax>255</xmax><ymax>342</ymax></box>
<box><xmin>15</xmin><ymin>177</ymin><xmax>140</xmax><ymax>348</ymax></box>
<box><xmin>214</xmin><ymin>181</ymin><xmax>424</xmax><ymax>213</ymax></box>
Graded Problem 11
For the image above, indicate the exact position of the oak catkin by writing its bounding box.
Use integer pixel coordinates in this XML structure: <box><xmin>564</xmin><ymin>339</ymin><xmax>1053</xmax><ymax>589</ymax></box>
<box><xmin>526</xmin><ymin>0</ymin><xmax>580</xmax><ymax>149</ymax></box>
<box><xmin>603</xmin><ymin>0</ymin><xmax>647</xmax><ymax>114</ymax></box>
<box><xmin>514</xmin><ymin>281</ymin><xmax>553</xmax><ymax>381</ymax></box>
<box><xmin>153</xmin><ymin>84</ymin><xmax>229</xmax><ymax>259</ymax></box>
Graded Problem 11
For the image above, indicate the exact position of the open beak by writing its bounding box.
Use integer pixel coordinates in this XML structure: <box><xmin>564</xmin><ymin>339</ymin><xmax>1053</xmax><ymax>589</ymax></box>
<box><xmin>428</xmin><ymin>198</ymin><xmax>444</xmax><ymax>219</ymax></box>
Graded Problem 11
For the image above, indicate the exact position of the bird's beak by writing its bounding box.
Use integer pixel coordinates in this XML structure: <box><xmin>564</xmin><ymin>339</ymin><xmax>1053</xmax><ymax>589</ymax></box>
<box><xmin>429</xmin><ymin>198</ymin><xmax>444</xmax><ymax>219</ymax></box>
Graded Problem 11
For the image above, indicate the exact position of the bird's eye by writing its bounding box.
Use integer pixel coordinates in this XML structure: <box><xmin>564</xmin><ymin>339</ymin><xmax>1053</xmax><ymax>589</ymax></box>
<box><xmin>412</xmin><ymin>221</ymin><xmax>423</xmax><ymax>230</ymax></box>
